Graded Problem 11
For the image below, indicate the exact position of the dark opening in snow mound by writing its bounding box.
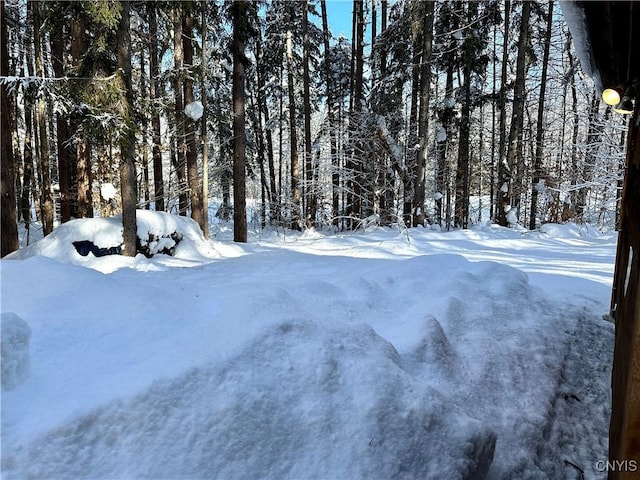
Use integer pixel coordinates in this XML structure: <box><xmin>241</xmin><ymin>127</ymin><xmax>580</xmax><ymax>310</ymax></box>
<box><xmin>3</xmin><ymin>319</ymin><xmax>496</xmax><ymax>480</ymax></box>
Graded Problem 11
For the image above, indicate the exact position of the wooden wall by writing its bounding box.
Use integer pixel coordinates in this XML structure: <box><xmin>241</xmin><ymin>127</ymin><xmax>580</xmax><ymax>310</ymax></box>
<box><xmin>609</xmin><ymin>98</ymin><xmax>640</xmax><ymax>480</ymax></box>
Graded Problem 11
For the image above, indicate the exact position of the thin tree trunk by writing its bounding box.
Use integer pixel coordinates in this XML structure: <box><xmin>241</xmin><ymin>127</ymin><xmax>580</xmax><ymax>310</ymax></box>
<box><xmin>413</xmin><ymin>0</ymin><xmax>434</xmax><ymax>227</ymax></box>
<box><xmin>567</xmin><ymin>30</ymin><xmax>580</xmax><ymax>221</ymax></box>
<box><xmin>183</xmin><ymin>10</ymin><xmax>204</xmax><ymax>230</ymax></box>
<box><xmin>378</xmin><ymin>0</ymin><xmax>394</xmax><ymax>226</ymax></box>
<box><xmin>321</xmin><ymin>0</ymin><xmax>339</xmax><ymax>226</ymax></box>
<box><xmin>201</xmin><ymin>0</ymin><xmax>209</xmax><ymax>237</ymax></box>
<box><xmin>496</xmin><ymin>0</ymin><xmax>510</xmax><ymax>226</ymax></box>
<box><xmin>117</xmin><ymin>0</ymin><xmax>138</xmax><ymax>256</ymax></box>
<box><xmin>1</xmin><ymin>0</ymin><xmax>18</xmax><ymax>256</ymax></box>
<box><xmin>149</xmin><ymin>2</ymin><xmax>165</xmax><ymax>212</ymax></box>
<box><xmin>501</xmin><ymin>0</ymin><xmax>529</xmax><ymax>226</ymax></box>
<box><xmin>232</xmin><ymin>0</ymin><xmax>248</xmax><ymax>242</ymax></box>
<box><xmin>286</xmin><ymin>4</ymin><xmax>301</xmax><ymax>229</ymax></box>
<box><xmin>173</xmin><ymin>5</ymin><xmax>188</xmax><ymax>215</ymax></box>
<box><xmin>21</xmin><ymin>1</ymin><xmax>35</xmax><ymax>227</ymax></box>
<box><xmin>256</xmin><ymin>36</ymin><xmax>277</xmax><ymax>225</ymax></box>
<box><xmin>405</xmin><ymin>27</ymin><xmax>420</xmax><ymax>227</ymax></box>
<box><xmin>139</xmin><ymin>38</ymin><xmax>150</xmax><ymax>209</ymax></box>
<box><xmin>454</xmin><ymin>2</ymin><xmax>475</xmax><ymax>229</ymax></box>
<box><xmin>51</xmin><ymin>18</ymin><xmax>72</xmax><ymax>222</ymax></box>
<box><xmin>490</xmin><ymin>22</ymin><xmax>497</xmax><ymax>221</ymax></box>
<box><xmin>302</xmin><ymin>0</ymin><xmax>315</xmax><ymax>228</ymax></box>
<box><xmin>529</xmin><ymin>0</ymin><xmax>553</xmax><ymax>230</ymax></box>
<box><xmin>33</xmin><ymin>1</ymin><xmax>54</xmax><ymax>235</ymax></box>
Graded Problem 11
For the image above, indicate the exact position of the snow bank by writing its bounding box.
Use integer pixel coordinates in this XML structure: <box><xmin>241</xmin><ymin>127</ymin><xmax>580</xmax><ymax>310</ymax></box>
<box><xmin>7</xmin><ymin>210</ymin><xmax>216</xmax><ymax>267</ymax></box>
<box><xmin>3</xmin><ymin>319</ymin><xmax>496</xmax><ymax>480</ymax></box>
<box><xmin>539</xmin><ymin>222</ymin><xmax>602</xmax><ymax>239</ymax></box>
<box><xmin>1</xmin><ymin>313</ymin><xmax>31</xmax><ymax>391</ymax></box>
<box><xmin>1</xmin><ymin>223</ymin><xmax>616</xmax><ymax>479</ymax></box>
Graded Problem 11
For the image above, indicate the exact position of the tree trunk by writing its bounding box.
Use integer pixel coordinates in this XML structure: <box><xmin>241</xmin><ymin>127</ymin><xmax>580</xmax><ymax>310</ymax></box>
<box><xmin>232</xmin><ymin>0</ymin><xmax>248</xmax><ymax>242</ymax></box>
<box><xmin>21</xmin><ymin>1</ymin><xmax>35</xmax><ymax>227</ymax></box>
<box><xmin>117</xmin><ymin>0</ymin><xmax>138</xmax><ymax>256</ymax></box>
<box><xmin>378</xmin><ymin>0</ymin><xmax>394</xmax><ymax>226</ymax></box>
<box><xmin>286</xmin><ymin>4</ymin><xmax>301</xmax><ymax>229</ymax></box>
<box><xmin>496</xmin><ymin>0</ymin><xmax>510</xmax><ymax>226</ymax></box>
<box><xmin>454</xmin><ymin>3</ymin><xmax>475</xmax><ymax>229</ymax></box>
<box><xmin>139</xmin><ymin>37</ymin><xmax>150</xmax><ymax>209</ymax></box>
<box><xmin>501</xmin><ymin>0</ymin><xmax>529</xmax><ymax>226</ymax></box>
<box><xmin>321</xmin><ymin>0</ymin><xmax>340</xmax><ymax>227</ymax></box>
<box><xmin>173</xmin><ymin>5</ymin><xmax>188</xmax><ymax>215</ymax></box>
<box><xmin>413</xmin><ymin>0</ymin><xmax>434</xmax><ymax>227</ymax></box>
<box><xmin>183</xmin><ymin>10</ymin><xmax>205</xmax><ymax>231</ymax></box>
<box><xmin>71</xmin><ymin>12</ymin><xmax>91</xmax><ymax>219</ymax></box>
<box><xmin>200</xmin><ymin>0</ymin><xmax>209</xmax><ymax>237</ymax></box>
<box><xmin>529</xmin><ymin>0</ymin><xmax>553</xmax><ymax>230</ymax></box>
<box><xmin>33</xmin><ymin>0</ymin><xmax>54</xmax><ymax>235</ymax></box>
<box><xmin>256</xmin><ymin>35</ymin><xmax>277</xmax><ymax>225</ymax></box>
<box><xmin>567</xmin><ymin>30</ymin><xmax>580</xmax><ymax>220</ymax></box>
<box><xmin>149</xmin><ymin>2</ymin><xmax>165</xmax><ymax>212</ymax></box>
<box><xmin>302</xmin><ymin>0</ymin><xmax>315</xmax><ymax>228</ymax></box>
<box><xmin>405</xmin><ymin>27</ymin><xmax>420</xmax><ymax>227</ymax></box>
<box><xmin>51</xmin><ymin>19</ymin><xmax>72</xmax><ymax>223</ymax></box>
<box><xmin>1</xmin><ymin>0</ymin><xmax>18</xmax><ymax>256</ymax></box>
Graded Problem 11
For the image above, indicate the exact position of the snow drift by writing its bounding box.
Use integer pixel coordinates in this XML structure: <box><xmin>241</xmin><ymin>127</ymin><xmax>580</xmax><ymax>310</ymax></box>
<box><xmin>7</xmin><ymin>210</ymin><xmax>215</xmax><ymax>266</ymax></box>
<box><xmin>1</xmin><ymin>313</ymin><xmax>31</xmax><ymax>391</ymax></box>
<box><xmin>0</xmin><ymin>214</ymin><xmax>616</xmax><ymax>479</ymax></box>
<box><xmin>4</xmin><ymin>319</ymin><xmax>496</xmax><ymax>480</ymax></box>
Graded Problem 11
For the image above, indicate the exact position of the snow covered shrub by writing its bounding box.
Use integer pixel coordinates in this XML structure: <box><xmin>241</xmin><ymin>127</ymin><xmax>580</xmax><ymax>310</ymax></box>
<box><xmin>136</xmin><ymin>232</ymin><xmax>183</xmax><ymax>258</ymax></box>
<box><xmin>1</xmin><ymin>313</ymin><xmax>31</xmax><ymax>390</ymax></box>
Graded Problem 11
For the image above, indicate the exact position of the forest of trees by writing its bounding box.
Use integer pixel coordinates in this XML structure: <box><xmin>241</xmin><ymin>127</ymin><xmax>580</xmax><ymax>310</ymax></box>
<box><xmin>0</xmin><ymin>0</ymin><xmax>629</xmax><ymax>257</ymax></box>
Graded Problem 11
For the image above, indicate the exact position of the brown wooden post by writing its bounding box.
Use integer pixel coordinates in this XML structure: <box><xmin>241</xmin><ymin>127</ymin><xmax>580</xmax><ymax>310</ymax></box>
<box><xmin>609</xmin><ymin>95</ymin><xmax>640</xmax><ymax>479</ymax></box>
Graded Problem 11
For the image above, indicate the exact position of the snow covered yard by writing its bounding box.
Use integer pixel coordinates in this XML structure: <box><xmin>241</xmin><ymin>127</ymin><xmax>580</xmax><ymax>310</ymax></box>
<box><xmin>0</xmin><ymin>215</ymin><xmax>615</xmax><ymax>479</ymax></box>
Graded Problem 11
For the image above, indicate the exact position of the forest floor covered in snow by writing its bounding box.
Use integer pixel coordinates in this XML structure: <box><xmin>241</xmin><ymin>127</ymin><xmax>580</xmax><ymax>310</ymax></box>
<box><xmin>1</xmin><ymin>214</ymin><xmax>615</xmax><ymax>479</ymax></box>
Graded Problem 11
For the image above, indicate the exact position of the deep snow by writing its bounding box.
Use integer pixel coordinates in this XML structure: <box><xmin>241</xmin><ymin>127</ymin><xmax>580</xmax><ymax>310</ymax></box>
<box><xmin>1</xmin><ymin>215</ymin><xmax>615</xmax><ymax>479</ymax></box>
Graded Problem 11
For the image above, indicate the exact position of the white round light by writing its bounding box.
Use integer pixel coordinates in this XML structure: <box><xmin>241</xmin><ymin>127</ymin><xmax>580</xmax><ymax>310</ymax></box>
<box><xmin>602</xmin><ymin>88</ymin><xmax>621</xmax><ymax>106</ymax></box>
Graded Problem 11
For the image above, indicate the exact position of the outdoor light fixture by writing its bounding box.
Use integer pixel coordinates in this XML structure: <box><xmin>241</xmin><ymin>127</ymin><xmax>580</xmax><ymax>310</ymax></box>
<box><xmin>614</xmin><ymin>97</ymin><xmax>635</xmax><ymax>115</ymax></box>
<box><xmin>613</xmin><ymin>86</ymin><xmax>636</xmax><ymax>115</ymax></box>
<box><xmin>602</xmin><ymin>86</ymin><xmax>623</xmax><ymax>105</ymax></box>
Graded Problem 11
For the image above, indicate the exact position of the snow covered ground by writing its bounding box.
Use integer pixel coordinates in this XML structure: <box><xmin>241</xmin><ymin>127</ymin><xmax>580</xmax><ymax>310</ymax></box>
<box><xmin>1</xmin><ymin>214</ymin><xmax>615</xmax><ymax>479</ymax></box>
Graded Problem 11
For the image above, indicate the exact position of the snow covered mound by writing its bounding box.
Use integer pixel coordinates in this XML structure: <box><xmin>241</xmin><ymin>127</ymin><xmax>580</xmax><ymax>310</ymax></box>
<box><xmin>4</xmin><ymin>319</ymin><xmax>496</xmax><ymax>480</ymax></box>
<box><xmin>1</xmin><ymin>225</ymin><xmax>616</xmax><ymax>479</ymax></box>
<box><xmin>7</xmin><ymin>210</ymin><xmax>216</xmax><ymax>266</ymax></box>
<box><xmin>1</xmin><ymin>313</ymin><xmax>31</xmax><ymax>391</ymax></box>
<box><xmin>538</xmin><ymin>222</ymin><xmax>602</xmax><ymax>238</ymax></box>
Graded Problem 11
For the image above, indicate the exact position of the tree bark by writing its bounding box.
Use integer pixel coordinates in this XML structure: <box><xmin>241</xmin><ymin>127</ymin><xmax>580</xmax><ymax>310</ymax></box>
<box><xmin>149</xmin><ymin>2</ymin><xmax>165</xmax><ymax>212</ymax></box>
<box><xmin>501</xmin><ymin>0</ymin><xmax>529</xmax><ymax>226</ymax></box>
<box><xmin>413</xmin><ymin>1</ymin><xmax>434</xmax><ymax>227</ymax></box>
<box><xmin>183</xmin><ymin>10</ymin><xmax>205</xmax><ymax>231</ymax></box>
<box><xmin>286</xmin><ymin>4</ymin><xmax>301</xmax><ymax>229</ymax></box>
<box><xmin>1</xmin><ymin>0</ymin><xmax>18</xmax><ymax>256</ymax></box>
<box><xmin>321</xmin><ymin>0</ymin><xmax>340</xmax><ymax>226</ymax></box>
<box><xmin>302</xmin><ymin>0</ymin><xmax>315</xmax><ymax>228</ymax></box>
<box><xmin>454</xmin><ymin>2</ymin><xmax>475</xmax><ymax>229</ymax></box>
<box><xmin>117</xmin><ymin>0</ymin><xmax>138</xmax><ymax>256</ymax></box>
<box><xmin>529</xmin><ymin>0</ymin><xmax>553</xmax><ymax>230</ymax></box>
<box><xmin>33</xmin><ymin>0</ymin><xmax>54</xmax><ymax>235</ymax></box>
<box><xmin>200</xmin><ymin>0</ymin><xmax>209</xmax><ymax>238</ymax></box>
<box><xmin>71</xmin><ymin>12</ymin><xmax>92</xmax><ymax>219</ymax></box>
<box><xmin>51</xmin><ymin>18</ymin><xmax>72</xmax><ymax>223</ymax></box>
<box><xmin>349</xmin><ymin>0</ymin><xmax>365</xmax><ymax>226</ymax></box>
<box><xmin>173</xmin><ymin>5</ymin><xmax>188</xmax><ymax>215</ymax></box>
<box><xmin>232</xmin><ymin>1</ymin><xmax>247</xmax><ymax>242</ymax></box>
<box><xmin>496</xmin><ymin>0</ymin><xmax>510</xmax><ymax>226</ymax></box>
